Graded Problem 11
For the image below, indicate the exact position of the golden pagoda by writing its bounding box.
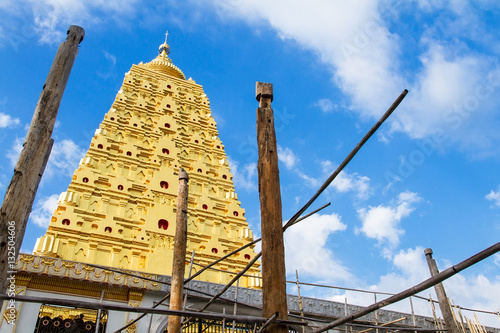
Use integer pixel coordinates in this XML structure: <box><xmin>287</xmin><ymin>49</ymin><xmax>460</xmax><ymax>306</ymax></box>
<box><xmin>33</xmin><ymin>33</ymin><xmax>262</xmax><ymax>288</ymax></box>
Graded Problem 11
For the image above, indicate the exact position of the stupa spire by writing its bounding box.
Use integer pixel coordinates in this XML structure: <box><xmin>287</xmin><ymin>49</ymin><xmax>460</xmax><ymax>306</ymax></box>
<box><xmin>33</xmin><ymin>34</ymin><xmax>262</xmax><ymax>288</ymax></box>
<box><xmin>145</xmin><ymin>31</ymin><xmax>185</xmax><ymax>79</ymax></box>
<box><xmin>159</xmin><ymin>30</ymin><xmax>171</xmax><ymax>56</ymax></box>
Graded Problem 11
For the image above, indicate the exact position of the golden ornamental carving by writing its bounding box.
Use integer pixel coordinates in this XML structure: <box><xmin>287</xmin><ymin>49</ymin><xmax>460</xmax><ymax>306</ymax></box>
<box><xmin>125</xmin><ymin>322</ymin><xmax>137</xmax><ymax>333</ymax></box>
<box><xmin>20</xmin><ymin>254</ymin><xmax>35</xmax><ymax>263</ymax></box>
<box><xmin>3</xmin><ymin>307</ymin><xmax>18</xmax><ymax>323</ymax></box>
<box><xmin>41</xmin><ymin>258</ymin><xmax>56</xmax><ymax>266</ymax></box>
<box><xmin>62</xmin><ymin>262</ymin><xmax>76</xmax><ymax>269</ymax></box>
<box><xmin>82</xmin><ymin>264</ymin><xmax>96</xmax><ymax>272</ymax></box>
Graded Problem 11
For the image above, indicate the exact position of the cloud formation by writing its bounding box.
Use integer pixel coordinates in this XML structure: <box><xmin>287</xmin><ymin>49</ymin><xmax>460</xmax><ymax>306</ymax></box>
<box><xmin>485</xmin><ymin>185</ymin><xmax>500</xmax><ymax>208</ymax></box>
<box><xmin>0</xmin><ymin>112</ymin><xmax>20</xmax><ymax>128</ymax></box>
<box><xmin>227</xmin><ymin>157</ymin><xmax>257</xmax><ymax>192</ymax></box>
<box><xmin>314</xmin><ymin>98</ymin><xmax>335</xmax><ymax>113</ymax></box>
<box><xmin>29</xmin><ymin>193</ymin><xmax>59</xmax><ymax>228</ymax></box>
<box><xmin>284</xmin><ymin>212</ymin><xmax>352</xmax><ymax>283</ymax></box>
<box><xmin>44</xmin><ymin>139</ymin><xmax>86</xmax><ymax>180</ymax></box>
<box><xmin>0</xmin><ymin>0</ymin><xmax>139</xmax><ymax>45</ymax></box>
<box><xmin>212</xmin><ymin>0</ymin><xmax>500</xmax><ymax>157</ymax></box>
<box><xmin>277</xmin><ymin>145</ymin><xmax>299</xmax><ymax>170</ymax></box>
<box><xmin>356</xmin><ymin>191</ymin><xmax>421</xmax><ymax>256</ymax></box>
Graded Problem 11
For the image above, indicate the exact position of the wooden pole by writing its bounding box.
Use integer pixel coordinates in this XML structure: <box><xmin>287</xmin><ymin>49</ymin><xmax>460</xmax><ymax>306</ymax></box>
<box><xmin>0</xmin><ymin>25</ymin><xmax>84</xmax><ymax>292</ymax></box>
<box><xmin>167</xmin><ymin>168</ymin><xmax>189</xmax><ymax>333</ymax></box>
<box><xmin>256</xmin><ymin>82</ymin><xmax>288</xmax><ymax>333</ymax></box>
<box><xmin>232</xmin><ymin>279</ymin><xmax>240</xmax><ymax>333</ymax></box>
<box><xmin>425</xmin><ymin>248</ymin><xmax>460</xmax><ymax>333</ymax></box>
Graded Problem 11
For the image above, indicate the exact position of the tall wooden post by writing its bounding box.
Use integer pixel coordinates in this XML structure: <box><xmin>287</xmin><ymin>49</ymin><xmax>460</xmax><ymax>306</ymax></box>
<box><xmin>256</xmin><ymin>82</ymin><xmax>288</xmax><ymax>333</ymax></box>
<box><xmin>424</xmin><ymin>248</ymin><xmax>460</xmax><ymax>333</ymax></box>
<box><xmin>0</xmin><ymin>25</ymin><xmax>85</xmax><ymax>292</ymax></box>
<box><xmin>168</xmin><ymin>168</ymin><xmax>189</xmax><ymax>333</ymax></box>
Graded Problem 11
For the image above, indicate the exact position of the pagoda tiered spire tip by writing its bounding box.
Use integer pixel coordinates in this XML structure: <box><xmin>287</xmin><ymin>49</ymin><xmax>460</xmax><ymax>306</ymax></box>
<box><xmin>159</xmin><ymin>30</ymin><xmax>171</xmax><ymax>56</ymax></box>
<box><xmin>145</xmin><ymin>30</ymin><xmax>185</xmax><ymax>79</ymax></box>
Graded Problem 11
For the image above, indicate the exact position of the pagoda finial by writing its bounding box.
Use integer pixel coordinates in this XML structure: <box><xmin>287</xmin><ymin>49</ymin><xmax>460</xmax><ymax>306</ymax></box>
<box><xmin>159</xmin><ymin>30</ymin><xmax>171</xmax><ymax>56</ymax></box>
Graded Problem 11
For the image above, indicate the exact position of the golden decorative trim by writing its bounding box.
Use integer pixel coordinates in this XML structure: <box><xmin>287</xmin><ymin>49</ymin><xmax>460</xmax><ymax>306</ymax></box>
<box><xmin>15</xmin><ymin>254</ymin><xmax>162</xmax><ymax>291</ymax></box>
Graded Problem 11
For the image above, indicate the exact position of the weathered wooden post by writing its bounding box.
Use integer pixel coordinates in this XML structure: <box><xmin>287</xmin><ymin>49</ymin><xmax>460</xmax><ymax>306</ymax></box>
<box><xmin>256</xmin><ymin>82</ymin><xmax>288</xmax><ymax>333</ymax></box>
<box><xmin>167</xmin><ymin>168</ymin><xmax>189</xmax><ymax>333</ymax></box>
<box><xmin>424</xmin><ymin>248</ymin><xmax>460</xmax><ymax>333</ymax></box>
<box><xmin>0</xmin><ymin>25</ymin><xmax>85</xmax><ymax>292</ymax></box>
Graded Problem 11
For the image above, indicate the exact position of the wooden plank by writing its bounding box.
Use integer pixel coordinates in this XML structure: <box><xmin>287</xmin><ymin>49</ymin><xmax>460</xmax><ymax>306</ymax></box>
<box><xmin>0</xmin><ymin>25</ymin><xmax>84</xmax><ymax>293</ymax></box>
<box><xmin>167</xmin><ymin>168</ymin><xmax>190</xmax><ymax>333</ymax></box>
<box><xmin>256</xmin><ymin>81</ymin><xmax>288</xmax><ymax>333</ymax></box>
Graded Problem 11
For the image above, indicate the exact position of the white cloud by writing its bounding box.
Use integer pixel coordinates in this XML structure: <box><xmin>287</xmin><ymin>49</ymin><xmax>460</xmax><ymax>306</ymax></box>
<box><xmin>103</xmin><ymin>50</ymin><xmax>117</xmax><ymax>66</ymax></box>
<box><xmin>314</xmin><ymin>98</ymin><xmax>335</xmax><ymax>113</ymax></box>
<box><xmin>2</xmin><ymin>0</ymin><xmax>139</xmax><ymax>45</ymax></box>
<box><xmin>0</xmin><ymin>112</ymin><xmax>20</xmax><ymax>128</ymax></box>
<box><xmin>285</xmin><ymin>213</ymin><xmax>353</xmax><ymax>283</ymax></box>
<box><xmin>7</xmin><ymin>138</ymin><xmax>85</xmax><ymax>183</ymax></box>
<box><xmin>494</xmin><ymin>253</ymin><xmax>500</xmax><ymax>267</ymax></box>
<box><xmin>7</xmin><ymin>137</ymin><xmax>23</xmax><ymax>167</ymax></box>
<box><xmin>98</xmin><ymin>51</ymin><xmax>118</xmax><ymax>79</ymax></box>
<box><xmin>44</xmin><ymin>139</ymin><xmax>86</xmax><ymax>179</ymax></box>
<box><xmin>211</xmin><ymin>0</ymin><xmax>500</xmax><ymax>156</ymax></box>
<box><xmin>29</xmin><ymin>193</ymin><xmax>59</xmax><ymax>228</ymax></box>
<box><xmin>485</xmin><ymin>185</ymin><xmax>500</xmax><ymax>208</ymax></box>
<box><xmin>321</xmin><ymin>160</ymin><xmax>372</xmax><ymax>200</ymax></box>
<box><xmin>227</xmin><ymin>157</ymin><xmax>257</xmax><ymax>192</ymax></box>
<box><xmin>277</xmin><ymin>145</ymin><xmax>299</xmax><ymax>170</ymax></box>
<box><xmin>356</xmin><ymin>191</ymin><xmax>421</xmax><ymax>255</ymax></box>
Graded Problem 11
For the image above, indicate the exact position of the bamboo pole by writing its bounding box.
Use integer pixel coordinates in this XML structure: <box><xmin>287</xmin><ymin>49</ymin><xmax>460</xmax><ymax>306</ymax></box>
<box><xmin>425</xmin><ymin>249</ymin><xmax>460</xmax><ymax>333</ymax></box>
<box><xmin>295</xmin><ymin>270</ymin><xmax>305</xmax><ymax>333</ymax></box>
<box><xmin>473</xmin><ymin>314</ymin><xmax>486</xmax><ymax>333</ymax></box>
<box><xmin>430</xmin><ymin>295</ymin><xmax>444</xmax><ymax>333</ymax></box>
<box><xmin>345</xmin><ymin>297</ymin><xmax>350</xmax><ymax>333</ymax></box>
<box><xmin>455</xmin><ymin>303</ymin><xmax>467</xmax><ymax>333</ymax></box>
<box><xmin>449</xmin><ymin>300</ymin><xmax>463</xmax><ymax>333</ymax></box>
<box><xmin>256</xmin><ymin>82</ymin><xmax>288</xmax><ymax>333</ymax></box>
<box><xmin>409</xmin><ymin>296</ymin><xmax>417</xmax><ymax>333</ymax></box>
<box><xmin>182</xmin><ymin>250</ymin><xmax>195</xmax><ymax>310</ymax></box>
<box><xmin>357</xmin><ymin>317</ymin><xmax>407</xmax><ymax>333</ymax></box>
<box><xmin>0</xmin><ymin>26</ymin><xmax>84</xmax><ymax>292</ymax></box>
<box><xmin>95</xmin><ymin>289</ymin><xmax>105</xmax><ymax>333</ymax></box>
<box><xmin>311</xmin><ymin>240</ymin><xmax>500</xmax><ymax>333</ymax></box>
<box><xmin>232</xmin><ymin>279</ymin><xmax>239</xmax><ymax>333</ymax></box>
<box><xmin>167</xmin><ymin>168</ymin><xmax>189</xmax><ymax>333</ymax></box>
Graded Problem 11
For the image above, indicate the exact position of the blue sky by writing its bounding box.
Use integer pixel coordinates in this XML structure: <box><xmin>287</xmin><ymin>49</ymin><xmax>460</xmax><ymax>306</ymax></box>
<box><xmin>1</xmin><ymin>0</ymin><xmax>499</xmax><ymax>327</ymax></box>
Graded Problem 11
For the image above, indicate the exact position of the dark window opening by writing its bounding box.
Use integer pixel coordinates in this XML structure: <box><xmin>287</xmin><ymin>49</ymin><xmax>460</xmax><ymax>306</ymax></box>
<box><xmin>158</xmin><ymin>219</ymin><xmax>169</xmax><ymax>230</ymax></box>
